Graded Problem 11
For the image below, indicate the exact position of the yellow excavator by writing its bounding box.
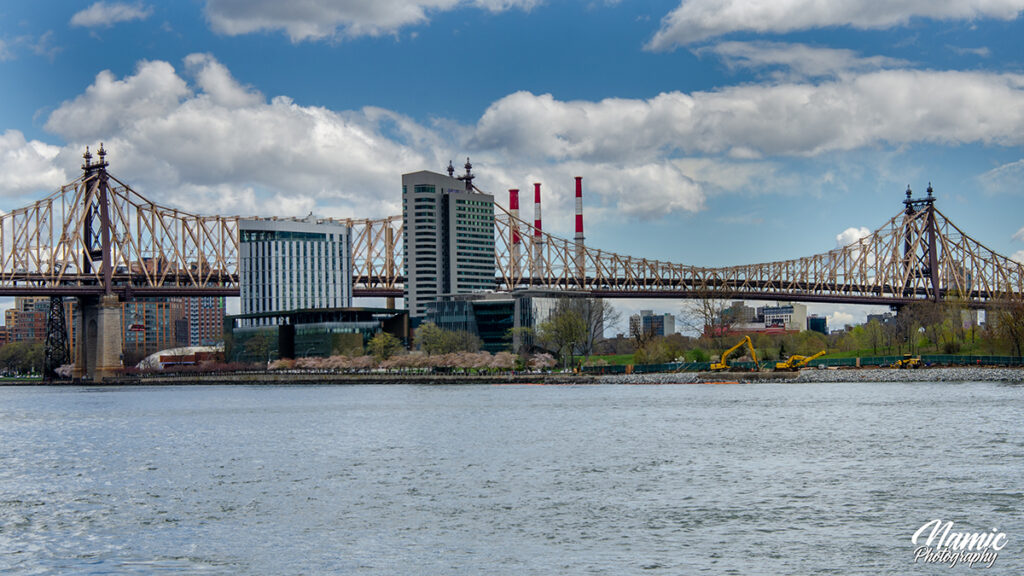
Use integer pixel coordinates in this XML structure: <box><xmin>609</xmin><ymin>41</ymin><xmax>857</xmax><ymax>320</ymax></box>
<box><xmin>710</xmin><ymin>336</ymin><xmax>759</xmax><ymax>371</ymax></box>
<box><xmin>891</xmin><ymin>354</ymin><xmax>922</xmax><ymax>369</ymax></box>
<box><xmin>775</xmin><ymin>350</ymin><xmax>826</xmax><ymax>371</ymax></box>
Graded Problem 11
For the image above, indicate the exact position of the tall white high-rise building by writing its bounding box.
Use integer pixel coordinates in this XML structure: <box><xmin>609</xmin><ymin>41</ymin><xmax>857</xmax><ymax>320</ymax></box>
<box><xmin>239</xmin><ymin>218</ymin><xmax>352</xmax><ymax>320</ymax></box>
<box><xmin>402</xmin><ymin>167</ymin><xmax>495</xmax><ymax>319</ymax></box>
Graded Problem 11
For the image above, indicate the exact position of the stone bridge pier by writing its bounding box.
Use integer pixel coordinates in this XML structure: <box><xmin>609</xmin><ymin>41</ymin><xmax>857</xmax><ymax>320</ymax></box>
<box><xmin>73</xmin><ymin>294</ymin><xmax>123</xmax><ymax>380</ymax></box>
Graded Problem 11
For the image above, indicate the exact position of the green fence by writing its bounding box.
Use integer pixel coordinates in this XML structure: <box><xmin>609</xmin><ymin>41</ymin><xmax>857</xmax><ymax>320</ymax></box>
<box><xmin>816</xmin><ymin>355</ymin><xmax>1024</xmax><ymax>368</ymax></box>
<box><xmin>583</xmin><ymin>355</ymin><xmax>1024</xmax><ymax>374</ymax></box>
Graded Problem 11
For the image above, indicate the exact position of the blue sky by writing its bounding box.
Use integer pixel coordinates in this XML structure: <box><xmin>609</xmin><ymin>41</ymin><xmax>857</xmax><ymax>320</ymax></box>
<box><xmin>3</xmin><ymin>1</ymin><xmax>1024</xmax><ymax>329</ymax></box>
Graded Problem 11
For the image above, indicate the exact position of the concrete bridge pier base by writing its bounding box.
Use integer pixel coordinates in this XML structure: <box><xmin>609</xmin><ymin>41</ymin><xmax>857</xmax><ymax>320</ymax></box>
<box><xmin>73</xmin><ymin>294</ymin><xmax>123</xmax><ymax>380</ymax></box>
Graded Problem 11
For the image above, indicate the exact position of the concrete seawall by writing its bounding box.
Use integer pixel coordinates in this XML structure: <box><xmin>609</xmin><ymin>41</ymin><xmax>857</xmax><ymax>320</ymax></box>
<box><xmin>100</xmin><ymin>372</ymin><xmax>596</xmax><ymax>386</ymax></box>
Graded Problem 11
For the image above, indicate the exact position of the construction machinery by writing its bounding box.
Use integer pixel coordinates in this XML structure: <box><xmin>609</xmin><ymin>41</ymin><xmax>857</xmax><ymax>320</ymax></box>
<box><xmin>891</xmin><ymin>354</ymin><xmax>922</xmax><ymax>369</ymax></box>
<box><xmin>775</xmin><ymin>350</ymin><xmax>827</xmax><ymax>371</ymax></box>
<box><xmin>710</xmin><ymin>336</ymin><xmax>759</xmax><ymax>372</ymax></box>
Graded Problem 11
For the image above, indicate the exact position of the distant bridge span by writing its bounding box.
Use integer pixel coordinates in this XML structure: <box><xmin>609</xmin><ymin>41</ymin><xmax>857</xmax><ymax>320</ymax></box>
<box><xmin>1</xmin><ymin>149</ymin><xmax>1022</xmax><ymax>310</ymax></box>
<box><xmin>487</xmin><ymin>185</ymin><xmax>1024</xmax><ymax>309</ymax></box>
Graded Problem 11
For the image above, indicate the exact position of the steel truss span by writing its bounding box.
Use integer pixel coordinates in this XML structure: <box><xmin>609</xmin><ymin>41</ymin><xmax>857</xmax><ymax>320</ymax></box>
<box><xmin>0</xmin><ymin>147</ymin><xmax>402</xmax><ymax>298</ymax></box>
<box><xmin>0</xmin><ymin>149</ymin><xmax>1021</xmax><ymax>306</ymax></box>
<box><xmin>488</xmin><ymin>186</ymin><xmax>1024</xmax><ymax>307</ymax></box>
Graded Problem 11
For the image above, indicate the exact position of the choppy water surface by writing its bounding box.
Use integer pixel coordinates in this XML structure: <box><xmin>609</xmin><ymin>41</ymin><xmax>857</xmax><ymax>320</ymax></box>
<box><xmin>1</xmin><ymin>382</ymin><xmax>1022</xmax><ymax>575</ymax></box>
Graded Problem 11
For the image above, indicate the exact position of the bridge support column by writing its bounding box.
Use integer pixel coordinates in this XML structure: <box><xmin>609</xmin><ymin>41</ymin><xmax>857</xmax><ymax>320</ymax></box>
<box><xmin>73</xmin><ymin>294</ymin><xmax>123</xmax><ymax>380</ymax></box>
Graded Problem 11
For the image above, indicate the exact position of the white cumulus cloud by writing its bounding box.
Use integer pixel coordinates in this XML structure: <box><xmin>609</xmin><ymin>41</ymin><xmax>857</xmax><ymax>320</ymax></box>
<box><xmin>71</xmin><ymin>2</ymin><xmax>152</xmax><ymax>28</ymax></box>
<box><xmin>836</xmin><ymin>226</ymin><xmax>871</xmax><ymax>248</ymax></box>
<box><xmin>24</xmin><ymin>54</ymin><xmax>710</xmax><ymax>222</ymax></box>
<box><xmin>204</xmin><ymin>0</ymin><xmax>541</xmax><ymax>42</ymax></box>
<box><xmin>0</xmin><ymin>130</ymin><xmax>69</xmax><ymax>198</ymax></box>
<box><xmin>828</xmin><ymin>311</ymin><xmax>855</xmax><ymax>328</ymax></box>
<box><xmin>42</xmin><ymin>55</ymin><xmax>442</xmax><ymax>217</ymax></box>
<box><xmin>648</xmin><ymin>0</ymin><xmax>1024</xmax><ymax>50</ymax></box>
<box><xmin>16</xmin><ymin>54</ymin><xmax>1024</xmax><ymax>227</ymax></box>
<box><xmin>471</xmin><ymin>70</ymin><xmax>1024</xmax><ymax>161</ymax></box>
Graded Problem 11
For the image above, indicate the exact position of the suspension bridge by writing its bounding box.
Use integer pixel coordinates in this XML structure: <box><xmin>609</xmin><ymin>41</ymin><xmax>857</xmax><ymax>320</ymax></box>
<box><xmin>2</xmin><ymin>147</ymin><xmax>1022</xmax><ymax>378</ymax></box>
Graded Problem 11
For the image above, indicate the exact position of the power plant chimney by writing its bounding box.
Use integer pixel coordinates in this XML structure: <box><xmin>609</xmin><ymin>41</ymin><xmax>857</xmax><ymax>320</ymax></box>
<box><xmin>574</xmin><ymin>176</ymin><xmax>585</xmax><ymax>281</ymax></box>
<box><xmin>509</xmin><ymin>188</ymin><xmax>521</xmax><ymax>280</ymax></box>
<box><xmin>533</xmin><ymin>182</ymin><xmax>544</xmax><ymax>279</ymax></box>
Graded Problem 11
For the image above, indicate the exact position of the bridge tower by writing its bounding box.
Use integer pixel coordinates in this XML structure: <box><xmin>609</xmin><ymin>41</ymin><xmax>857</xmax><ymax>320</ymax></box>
<box><xmin>901</xmin><ymin>183</ymin><xmax>940</xmax><ymax>302</ymax></box>
<box><xmin>43</xmin><ymin>296</ymin><xmax>71</xmax><ymax>379</ymax></box>
<box><xmin>72</xmin><ymin>145</ymin><xmax>124</xmax><ymax>380</ymax></box>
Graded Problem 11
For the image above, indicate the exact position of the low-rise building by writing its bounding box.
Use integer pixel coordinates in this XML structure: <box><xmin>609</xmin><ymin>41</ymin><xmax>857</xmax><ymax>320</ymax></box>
<box><xmin>226</xmin><ymin>308</ymin><xmax>409</xmax><ymax>363</ymax></box>
<box><xmin>713</xmin><ymin>301</ymin><xmax>809</xmax><ymax>335</ymax></box>
<box><xmin>807</xmin><ymin>315</ymin><xmax>828</xmax><ymax>334</ymax></box>
<box><xmin>629</xmin><ymin>310</ymin><xmax>676</xmax><ymax>338</ymax></box>
<box><xmin>425</xmin><ymin>290</ymin><xmax>602</xmax><ymax>354</ymax></box>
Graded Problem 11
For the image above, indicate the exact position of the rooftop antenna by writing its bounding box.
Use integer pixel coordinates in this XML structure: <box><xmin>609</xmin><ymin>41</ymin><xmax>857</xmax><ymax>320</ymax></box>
<box><xmin>457</xmin><ymin>157</ymin><xmax>475</xmax><ymax>192</ymax></box>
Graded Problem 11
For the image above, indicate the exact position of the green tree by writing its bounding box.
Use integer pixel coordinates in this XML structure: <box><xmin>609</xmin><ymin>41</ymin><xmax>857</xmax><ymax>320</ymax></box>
<box><xmin>863</xmin><ymin>319</ymin><xmax>884</xmax><ymax>355</ymax></box>
<box><xmin>0</xmin><ymin>342</ymin><xmax>44</xmax><ymax>375</ymax></box>
<box><xmin>415</xmin><ymin>322</ymin><xmax>481</xmax><ymax>355</ymax></box>
<box><xmin>579</xmin><ymin>299</ymin><xmax>619</xmax><ymax>359</ymax></box>
<box><xmin>537</xmin><ymin>302</ymin><xmax>587</xmax><ymax>367</ymax></box>
<box><xmin>443</xmin><ymin>330</ymin><xmax>482</xmax><ymax>354</ymax></box>
<box><xmin>242</xmin><ymin>332</ymin><xmax>270</xmax><ymax>363</ymax></box>
<box><xmin>415</xmin><ymin>322</ymin><xmax>445</xmax><ymax>354</ymax></box>
<box><xmin>993</xmin><ymin>299</ymin><xmax>1024</xmax><ymax>357</ymax></box>
<box><xmin>685</xmin><ymin>348</ymin><xmax>710</xmax><ymax>362</ymax></box>
<box><xmin>368</xmin><ymin>332</ymin><xmax>402</xmax><ymax>361</ymax></box>
<box><xmin>633</xmin><ymin>336</ymin><xmax>686</xmax><ymax>365</ymax></box>
<box><xmin>506</xmin><ymin>326</ymin><xmax>536</xmax><ymax>356</ymax></box>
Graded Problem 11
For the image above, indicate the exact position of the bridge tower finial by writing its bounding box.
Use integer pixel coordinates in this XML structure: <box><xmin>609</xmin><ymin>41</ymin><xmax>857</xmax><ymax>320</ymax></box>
<box><xmin>82</xmin><ymin>146</ymin><xmax>92</xmax><ymax>169</ymax></box>
<box><xmin>906</xmin><ymin>185</ymin><xmax>912</xmax><ymax>199</ymax></box>
<box><xmin>447</xmin><ymin>160</ymin><xmax>455</xmax><ymax>178</ymax></box>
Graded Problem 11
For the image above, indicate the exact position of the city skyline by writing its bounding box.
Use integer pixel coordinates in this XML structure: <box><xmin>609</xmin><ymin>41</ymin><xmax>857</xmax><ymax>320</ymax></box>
<box><xmin>3</xmin><ymin>1</ymin><xmax>1024</xmax><ymax>327</ymax></box>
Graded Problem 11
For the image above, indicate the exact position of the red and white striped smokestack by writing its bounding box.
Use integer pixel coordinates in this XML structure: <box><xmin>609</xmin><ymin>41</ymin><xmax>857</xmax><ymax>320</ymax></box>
<box><xmin>533</xmin><ymin>182</ymin><xmax>544</xmax><ymax>279</ymax></box>
<box><xmin>574</xmin><ymin>176</ymin><xmax>585</xmax><ymax>279</ymax></box>
<box><xmin>574</xmin><ymin>177</ymin><xmax>584</xmax><ymax>241</ymax></box>
<box><xmin>510</xmin><ymin>188</ymin><xmax>521</xmax><ymax>281</ymax></box>
<box><xmin>533</xmin><ymin>183</ymin><xmax>543</xmax><ymax>238</ymax></box>
<box><xmin>509</xmin><ymin>189</ymin><xmax>521</xmax><ymax>245</ymax></box>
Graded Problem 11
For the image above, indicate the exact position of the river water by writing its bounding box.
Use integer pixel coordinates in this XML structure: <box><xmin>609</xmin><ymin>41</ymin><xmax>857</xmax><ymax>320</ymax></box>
<box><xmin>1</xmin><ymin>381</ymin><xmax>1022</xmax><ymax>575</ymax></box>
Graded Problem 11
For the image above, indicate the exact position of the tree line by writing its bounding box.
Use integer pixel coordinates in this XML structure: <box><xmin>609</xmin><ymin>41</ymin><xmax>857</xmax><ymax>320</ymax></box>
<box><xmin>609</xmin><ymin>298</ymin><xmax>1024</xmax><ymax>366</ymax></box>
<box><xmin>0</xmin><ymin>341</ymin><xmax>44</xmax><ymax>376</ymax></box>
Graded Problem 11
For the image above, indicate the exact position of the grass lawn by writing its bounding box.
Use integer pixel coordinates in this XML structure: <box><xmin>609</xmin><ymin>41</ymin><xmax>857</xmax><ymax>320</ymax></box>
<box><xmin>588</xmin><ymin>354</ymin><xmax>634</xmax><ymax>366</ymax></box>
<box><xmin>0</xmin><ymin>376</ymin><xmax>44</xmax><ymax>384</ymax></box>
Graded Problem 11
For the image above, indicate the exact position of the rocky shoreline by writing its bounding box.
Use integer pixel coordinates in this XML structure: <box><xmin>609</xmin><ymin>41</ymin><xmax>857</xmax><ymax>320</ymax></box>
<box><xmin>595</xmin><ymin>367</ymin><xmax>1024</xmax><ymax>384</ymax></box>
